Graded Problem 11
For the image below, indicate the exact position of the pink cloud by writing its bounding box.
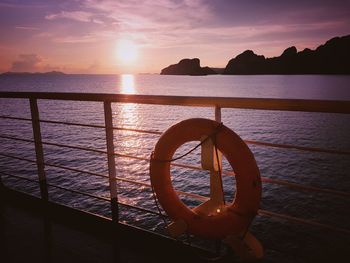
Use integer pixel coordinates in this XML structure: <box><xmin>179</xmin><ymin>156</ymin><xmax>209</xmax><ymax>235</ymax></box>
<box><xmin>15</xmin><ymin>26</ymin><xmax>39</xmax><ymax>30</ymax></box>
<box><xmin>45</xmin><ymin>11</ymin><xmax>96</xmax><ymax>23</ymax></box>
<box><xmin>51</xmin><ymin>30</ymin><xmax>115</xmax><ymax>44</ymax></box>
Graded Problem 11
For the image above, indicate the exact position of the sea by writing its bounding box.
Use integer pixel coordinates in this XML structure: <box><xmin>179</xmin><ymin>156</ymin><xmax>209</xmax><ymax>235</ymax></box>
<box><xmin>0</xmin><ymin>74</ymin><xmax>349</xmax><ymax>262</ymax></box>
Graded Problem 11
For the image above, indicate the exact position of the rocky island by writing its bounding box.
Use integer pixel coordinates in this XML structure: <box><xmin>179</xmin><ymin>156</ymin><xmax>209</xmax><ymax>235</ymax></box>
<box><xmin>160</xmin><ymin>58</ymin><xmax>217</xmax><ymax>75</ymax></box>
<box><xmin>0</xmin><ymin>71</ymin><xmax>66</xmax><ymax>76</ymax></box>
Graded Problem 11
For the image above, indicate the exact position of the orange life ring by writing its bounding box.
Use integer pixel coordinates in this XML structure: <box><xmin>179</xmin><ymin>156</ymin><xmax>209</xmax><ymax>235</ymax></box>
<box><xmin>150</xmin><ymin>118</ymin><xmax>261</xmax><ymax>239</ymax></box>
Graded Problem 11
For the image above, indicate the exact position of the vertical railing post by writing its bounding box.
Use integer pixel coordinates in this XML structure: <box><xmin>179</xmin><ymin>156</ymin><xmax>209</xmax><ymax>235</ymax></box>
<box><xmin>214</xmin><ymin>105</ymin><xmax>223</xmax><ymax>255</ymax></box>
<box><xmin>104</xmin><ymin>101</ymin><xmax>119</xmax><ymax>222</ymax></box>
<box><xmin>0</xmin><ymin>172</ymin><xmax>3</xmax><ymax>189</ymax></box>
<box><xmin>211</xmin><ymin>106</ymin><xmax>223</xmax><ymax>203</ymax></box>
<box><xmin>215</xmin><ymin>106</ymin><xmax>221</xmax><ymax>122</ymax></box>
<box><xmin>30</xmin><ymin>98</ymin><xmax>48</xmax><ymax>201</ymax></box>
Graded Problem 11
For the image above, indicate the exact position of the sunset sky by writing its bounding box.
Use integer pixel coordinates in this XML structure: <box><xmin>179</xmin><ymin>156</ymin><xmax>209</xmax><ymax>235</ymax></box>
<box><xmin>0</xmin><ymin>0</ymin><xmax>349</xmax><ymax>74</ymax></box>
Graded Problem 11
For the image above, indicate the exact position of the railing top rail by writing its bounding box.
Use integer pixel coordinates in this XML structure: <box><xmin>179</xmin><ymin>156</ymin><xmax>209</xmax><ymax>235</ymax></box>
<box><xmin>0</xmin><ymin>91</ymin><xmax>349</xmax><ymax>113</ymax></box>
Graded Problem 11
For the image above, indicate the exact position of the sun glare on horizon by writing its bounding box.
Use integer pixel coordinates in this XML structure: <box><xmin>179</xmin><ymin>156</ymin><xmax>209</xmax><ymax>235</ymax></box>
<box><xmin>121</xmin><ymin>74</ymin><xmax>135</xmax><ymax>94</ymax></box>
<box><xmin>116</xmin><ymin>39</ymin><xmax>138</xmax><ymax>65</ymax></box>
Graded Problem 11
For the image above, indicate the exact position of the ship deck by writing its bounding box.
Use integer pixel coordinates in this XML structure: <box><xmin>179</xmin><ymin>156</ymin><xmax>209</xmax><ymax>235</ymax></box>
<box><xmin>0</xmin><ymin>187</ymin><xmax>215</xmax><ymax>263</ymax></box>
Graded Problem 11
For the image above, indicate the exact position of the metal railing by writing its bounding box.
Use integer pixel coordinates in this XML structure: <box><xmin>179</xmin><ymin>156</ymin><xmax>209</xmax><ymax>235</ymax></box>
<box><xmin>0</xmin><ymin>91</ymin><xmax>350</xmax><ymax>238</ymax></box>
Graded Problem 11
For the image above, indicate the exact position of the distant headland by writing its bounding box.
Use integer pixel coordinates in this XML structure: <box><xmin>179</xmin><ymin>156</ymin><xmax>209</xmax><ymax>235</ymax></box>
<box><xmin>160</xmin><ymin>34</ymin><xmax>350</xmax><ymax>75</ymax></box>
<box><xmin>160</xmin><ymin>58</ymin><xmax>217</xmax><ymax>76</ymax></box>
<box><xmin>0</xmin><ymin>71</ymin><xmax>65</xmax><ymax>76</ymax></box>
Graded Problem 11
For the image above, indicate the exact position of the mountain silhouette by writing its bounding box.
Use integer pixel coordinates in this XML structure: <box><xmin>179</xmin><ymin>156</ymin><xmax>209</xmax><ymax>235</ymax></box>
<box><xmin>160</xmin><ymin>58</ymin><xmax>217</xmax><ymax>75</ymax></box>
<box><xmin>161</xmin><ymin>35</ymin><xmax>350</xmax><ymax>75</ymax></box>
<box><xmin>1</xmin><ymin>71</ymin><xmax>65</xmax><ymax>76</ymax></box>
<box><xmin>224</xmin><ymin>35</ymin><xmax>350</xmax><ymax>74</ymax></box>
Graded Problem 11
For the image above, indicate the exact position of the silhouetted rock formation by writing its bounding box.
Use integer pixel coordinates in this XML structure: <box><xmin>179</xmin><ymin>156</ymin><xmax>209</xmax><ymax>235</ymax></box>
<box><xmin>160</xmin><ymin>58</ymin><xmax>217</xmax><ymax>75</ymax></box>
<box><xmin>224</xmin><ymin>50</ymin><xmax>266</xmax><ymax>75</ymax></box>
<box><xmin>224</xmin><ymin>35</ymin><xmax>350</xmax><ymax>74</ymax></box>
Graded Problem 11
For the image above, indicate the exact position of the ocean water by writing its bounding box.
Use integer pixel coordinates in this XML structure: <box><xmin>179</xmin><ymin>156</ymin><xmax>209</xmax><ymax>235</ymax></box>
<box><xmin>0</xmin><ymin>74</ymin><xmax>349</xmax><ymax>262</ymax></box>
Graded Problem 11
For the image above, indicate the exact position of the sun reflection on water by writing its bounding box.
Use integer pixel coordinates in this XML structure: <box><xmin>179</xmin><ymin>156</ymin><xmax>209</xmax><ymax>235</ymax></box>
<box><xmin>121</xmin><ymin>74</ymin><xmax>136</xmax><ymax>94</ymax></box>
<box><xmin>117</xmin><ymin>74</ymin><xmax>147</xmax><ymax>182</ymax></box>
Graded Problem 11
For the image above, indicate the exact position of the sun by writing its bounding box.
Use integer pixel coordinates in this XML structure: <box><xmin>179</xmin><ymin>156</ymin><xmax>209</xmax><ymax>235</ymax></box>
<box><xmin>116</xmin><ymin>39</ymin><xmax>138</xmax><ymax>64</ymax></box>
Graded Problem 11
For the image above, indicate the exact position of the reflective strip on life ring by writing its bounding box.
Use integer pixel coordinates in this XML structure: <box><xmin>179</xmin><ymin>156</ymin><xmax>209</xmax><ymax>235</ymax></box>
<box><xmin>150</xmin><ymin>118</ymin><xmax>261</xmax><ymax>239</ymax></box>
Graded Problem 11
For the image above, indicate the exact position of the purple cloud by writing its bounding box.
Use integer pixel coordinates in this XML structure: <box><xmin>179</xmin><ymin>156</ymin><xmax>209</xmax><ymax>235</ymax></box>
<box><xmin>10</xmin><ymin>53</ymin><xmax>58</xmax><ymax>72</ymax></box>
<box><xmin>10</xmin><ymin>54</ymin><xmax>42</xmax><ymax>72</ymax></box>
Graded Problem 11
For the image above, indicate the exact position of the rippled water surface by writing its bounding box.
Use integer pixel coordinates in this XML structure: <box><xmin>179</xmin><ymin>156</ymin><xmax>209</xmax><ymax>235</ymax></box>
<box><xmin>0</xmin><ymin>74</ymin><xmax>349</xmax><ymax>262</ymax></box>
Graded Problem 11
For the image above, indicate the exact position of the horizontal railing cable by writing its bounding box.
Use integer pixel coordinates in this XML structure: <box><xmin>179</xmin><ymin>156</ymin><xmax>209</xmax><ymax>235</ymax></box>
<box><xmin>41</xmin><ymin>138</ymin><xmax>350</xmax><ymax>156</ymax></box>
<box><xmin>261</xmin><ymin>177</ymin><xmax>350</xmax><ymax>197</ymax></box>
<box><xmin>258</xmin><ymin>209</ymin><xmax>350</xmax><ymax>235</ymax></box>
<box><xmin>117</xmin><ymin>200</ymin><xmax>163</xmax><ymax>216</ymax></box>
<box><xmin>44</xmin><ymin>162</ymin><xmax>108</xmax><ymax>178</ymax></box>
<box><xmin>0</xmin><ymin>171</ymin><xmax>38</xmax><ymax>183</ymax></box>
<box><xmin>1</xmin><ymin>150</ymin><xmax>349</xmax><ymax>198</ymax></box>
<box><xmin>0</xmin><ymin>115</ymin><xmax>32</xmax><ymax>122</ymax></box>
<box><xmin>42</xmin><ymin>141</ymin><xmax>107</xmax><ymax>154</ymax></box>
<box><xmin>0</xmin><ymin>153</ymin><xmax>36</xmax><ymax>163</ymax></box>
<box><xmin>246</xmin><ymin>140</ymin><xmax>350</xmax><ymax>155</ymax></box>
<box><xmin>0</xmin><ymin>134</ymin><xmax>108</xmax><ymax>155</ymax></box>
<box><xmin>0</xmin><ymin>134</ymin><xmax>34</xmax><ymax>144</ymax></box>
<box><xmin>47</xmin><ymin>183</ymin><xmax>110</xmax><ymax>202</ymax></box>
<box><xmin>112</xmin><ymin>126</ymin><xmax>162</xmax><ymax>135</ymax></box>
<box><xmin>39</xmin><ymin>119</ymin><xmax>162</xmax><ymax>135</ymax></box>
<box><xmin>0</xmin><ymin>116</ymin><xmax>161</xmax><ymax>135</ymax></box>
<box><xmin>113</xmin><ymin>152</ymin><xmax>148</xmax><ymax>161</ymax></box>
<box><xmin>40</xmin><ymin>119</ymin><xmax>105</xmax><ymax>129</ymax></box>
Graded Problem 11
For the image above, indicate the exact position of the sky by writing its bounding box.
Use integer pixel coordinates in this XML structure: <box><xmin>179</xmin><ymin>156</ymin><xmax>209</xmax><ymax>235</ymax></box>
<box><xmin>0</xmin><ymin>0</ymin><xmax>349</xmax><ymax>74</ymax></box>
